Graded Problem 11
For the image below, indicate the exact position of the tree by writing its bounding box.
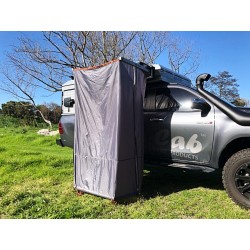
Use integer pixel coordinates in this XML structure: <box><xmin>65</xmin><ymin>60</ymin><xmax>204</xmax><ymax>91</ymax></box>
<box><xmin>0</xmin><ymin>31</ymin><xmax>200</xmax><ymax>123</ymax></box>
<box><xmin>131</xmin><ymin>32</ymin><xmax>171</xmax><ymax>64</ymax></box>
<box><xmin>232</xmin><ymin>98</ymin><xmax>247</xmax><ymax>107</ymax></box>
<box><xmin>1</xmin><ymin>101</ymin><xmax>37</xmax><ymax>125</ymax></box>
<box><xmin>1</xmin><ymin>101</ymin><xmax>61</xmax><ymax>126</ymax></box>
<box><xmin>244</xmin><ymin>99</ymin><xmax>250</xmax><ymax>107</ymax></box>
<box><xmin>1</xmin><ymin>32</ymin><xmax>170</xmax><ymax>92</ymax></box>
<box><xmin>206</xmin><ymin>71</ymin><xmax>240</xmax><ymax>103</ymax></box>
<box><xmin>0</xmin><ymin>32</ymin><xmax>170</xmax><ymax>105</ymax></box>
<box><xmin>167</xmin><ymin>36</ymin><xmax>200</xmax><ymax>77</ymax></box>
<box><xmin>37</xmin><ymin>102</ymin><xmax>61</xmax><ymax>124</ymax></box>
<box><xmin>0</xmin><ymin>66</ymin><xmax>52</xmax><ymax>129</ymax></box>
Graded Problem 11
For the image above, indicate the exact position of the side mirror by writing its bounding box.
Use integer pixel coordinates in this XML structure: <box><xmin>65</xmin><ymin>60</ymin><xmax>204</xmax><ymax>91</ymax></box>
<box><xmin>64</xmin><ymin>97</ymin><xmax>75</xmax><ymax>108</ymax></box>
<box><xmin>191</xmin><ymin>98</ymin><xmax>209</xmax><ymax>110</ymax></box>
<box><xmin>191</xmin><ymin>99</ymin><xmax>211</xmax><ymax>116</ymax></box>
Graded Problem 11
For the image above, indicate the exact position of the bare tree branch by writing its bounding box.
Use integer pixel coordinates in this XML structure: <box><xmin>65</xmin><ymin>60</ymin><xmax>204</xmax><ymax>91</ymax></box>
<box><xmin>0</xmin><ymin>31</ymin><xmax>201</xmax><ymax>127</ymax></box>
<box><xmin>167</xmin><ymin>36</ymin><xmax>200</xmax><ymax>77</ymax></box>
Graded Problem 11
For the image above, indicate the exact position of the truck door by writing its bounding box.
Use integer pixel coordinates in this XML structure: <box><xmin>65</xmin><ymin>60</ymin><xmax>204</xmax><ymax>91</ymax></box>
<box><xmin>144</xmin><ymin>85</ymin><xmax>215</xmax><ymax>164</ymax></box>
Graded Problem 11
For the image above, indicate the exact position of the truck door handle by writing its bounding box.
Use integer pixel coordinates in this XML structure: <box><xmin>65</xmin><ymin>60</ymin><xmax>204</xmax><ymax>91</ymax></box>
<box><xmin>150</xmin><ymin>117</ymin><xmax>166</xmax><ymax>122</ymax></box>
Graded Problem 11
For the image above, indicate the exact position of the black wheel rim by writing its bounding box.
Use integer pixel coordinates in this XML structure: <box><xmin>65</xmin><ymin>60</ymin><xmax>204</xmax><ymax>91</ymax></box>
<box><xmin>235</xmin><ymin>163</ymin><xmax>250</xmax><ymax>199</ymax></box>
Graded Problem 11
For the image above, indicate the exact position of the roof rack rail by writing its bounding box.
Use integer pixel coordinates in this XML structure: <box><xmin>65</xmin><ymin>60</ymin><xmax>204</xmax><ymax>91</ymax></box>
<box><xmin>148</xmin><ymin>64</ymin><xmax>191</xmax><ymax>87</ymax></box>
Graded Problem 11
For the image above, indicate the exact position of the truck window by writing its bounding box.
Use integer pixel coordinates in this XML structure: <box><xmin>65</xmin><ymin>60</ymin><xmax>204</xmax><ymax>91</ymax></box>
<box><xmin>143</xmin><ymin>88</ymin><xmax>179</xmax><ymax>112</ymax></box>
<box><xmin>144</xmin><ymin>86</ymin><xmax>203</xmax><ymax>112</ymax></box>
<box><xmin>169</xmin><ymin>87</ymin><xmax>203</xmax><ymax>111</ymax></box>
<box><xmin>155</xmin><ymin>88</ymin><xmax>179</xmax><ymax>111</ymax></box>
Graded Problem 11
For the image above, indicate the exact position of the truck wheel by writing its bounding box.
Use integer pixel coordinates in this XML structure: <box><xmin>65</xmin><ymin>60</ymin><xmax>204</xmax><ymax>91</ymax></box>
<box><xmin>223</xmin><ymin>149</ymin><xmax>250</xmax><ymax>209</ymax></box>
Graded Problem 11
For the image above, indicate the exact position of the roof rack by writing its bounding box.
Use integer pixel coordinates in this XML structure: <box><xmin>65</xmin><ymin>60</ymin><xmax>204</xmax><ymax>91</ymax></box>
<box><xmin>65</xmin><ymin>58</ymin><xmax>192</xmax><ymax>87</ymax></box>
<box><xmin>148</xmin><ymin>64</ymin><xmax>191</xmax><ymax>87</ymax></box>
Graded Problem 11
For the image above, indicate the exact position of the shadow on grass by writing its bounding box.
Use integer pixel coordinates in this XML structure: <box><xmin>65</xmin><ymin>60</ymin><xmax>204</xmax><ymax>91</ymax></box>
<box><xmin>117</xmin><ymin>164</ymin><xmax>224</xmax><ymax>204</ymax></box>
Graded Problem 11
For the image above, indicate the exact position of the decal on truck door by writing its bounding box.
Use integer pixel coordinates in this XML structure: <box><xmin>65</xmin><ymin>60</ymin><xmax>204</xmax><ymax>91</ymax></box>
<box><xmin>171</xmin><ymin>134</ymin><xmax>202</xmax><ymax>154</ymax></box>
<box><xmin>144</xmin><ymin>86</ymin><xmax>215</xmax><ymax>164</ymax></box>
<box><xmin>152</xmin><ymin>129</ymin><xmax>203</xmax><ymax>161</ymax></box>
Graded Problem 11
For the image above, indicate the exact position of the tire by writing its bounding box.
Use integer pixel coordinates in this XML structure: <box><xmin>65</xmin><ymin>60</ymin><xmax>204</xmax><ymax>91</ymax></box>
<box><xmin>223</xmin><ymin>149</ymin><xmax>250</xmax><ymax>209</ymax></box>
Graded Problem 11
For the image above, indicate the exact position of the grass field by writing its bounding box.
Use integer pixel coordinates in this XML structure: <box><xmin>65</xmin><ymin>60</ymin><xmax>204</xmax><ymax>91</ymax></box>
<box><xmin>0</xmin><ymin>126</ymin><xmax>250</xmax><ymax>219</ymax></box>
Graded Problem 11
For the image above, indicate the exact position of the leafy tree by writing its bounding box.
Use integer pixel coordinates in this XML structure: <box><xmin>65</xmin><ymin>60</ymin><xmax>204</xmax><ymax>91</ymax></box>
<box><xmin>37</xmin><ymin>102</ymin><xmax>61</xmax><ymax>124</ymax></box>
<box><xmin>1</xmin><ymin>101</ymin><xmax>61</xmax><ymax>126</ymax></box>
<box><xmin>46</xmin><ymin>102</ymin><xmax>61</xmax><ymax>124</ymax></box>
<box><xmin>206</xmin><ymin>71</ymin><xmax>239</xmax><ymax>103</ymax></box>
<box><xmin>232</xmin><ymin>98</ymin><xmax>247</xmax><ymax>107</ymax></box>
<box><xmin>2</xmin><ymin>101</ymin><xmax>37</xmax><ymax>125</ymax></box>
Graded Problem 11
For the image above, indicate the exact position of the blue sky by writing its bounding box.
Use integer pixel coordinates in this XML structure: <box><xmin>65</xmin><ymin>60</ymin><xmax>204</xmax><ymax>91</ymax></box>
<box><xmin>0</xmin><ymin>31</ymin><xmax>250</xmax><ymax>108</ymax></box>
<box><xmin>0</xmin><ymin>31</ymin><xmax>62</xmax><ymax>108</ymax></box>
<box><xmin>157</xmin><ymin>31</ymin><xmax>250</xmax><ymax>101</ymax></box>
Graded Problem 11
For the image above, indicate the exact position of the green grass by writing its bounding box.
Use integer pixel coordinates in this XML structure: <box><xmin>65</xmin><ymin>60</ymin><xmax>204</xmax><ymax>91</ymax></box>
<box><xmin>0</xmin><ymin>127</ymin><xmax>250</xmax><ymax>218</ymax></box>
